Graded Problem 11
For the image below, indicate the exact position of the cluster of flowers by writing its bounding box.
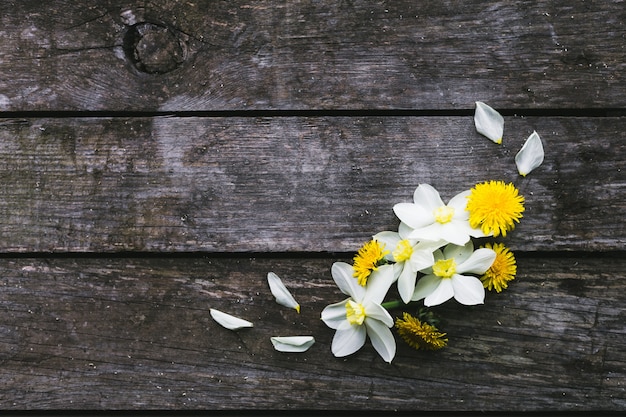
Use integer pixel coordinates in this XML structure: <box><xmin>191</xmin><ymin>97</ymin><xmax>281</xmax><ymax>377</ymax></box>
<box><xmin>208</xmin><ymin>102</ymin><xmax>544</xmax><ymax>362</ymax></box>
<box><xmin>320</xmin><ymin>102</ymin><xmax>544</xmax><ymax>363</ymax></box>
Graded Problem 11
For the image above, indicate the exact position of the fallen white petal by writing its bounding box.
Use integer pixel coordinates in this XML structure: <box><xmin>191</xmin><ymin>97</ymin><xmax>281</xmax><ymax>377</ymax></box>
<box><xmin>474</xmin><ymin>101</ymin><xmax>504</xmax><ymax>144</ymax></box>
<box><xmin>210</xmin><ymin>308</ymin><xmax>253</xmax><ymax>330</ymax></box>
<box><xmin>270</xmin><ymin>336</ymin><xmax>315</xmax><ymax>352</ymax></box>
<box><xmin>267</xmin><ymin>272</ymin><xmax>300</xmax><ymax>313</ymax></box>
<box><xmin>515</xmin><ymin>130</ymin><xmax>545</xmax><ymax>176</ymax></box>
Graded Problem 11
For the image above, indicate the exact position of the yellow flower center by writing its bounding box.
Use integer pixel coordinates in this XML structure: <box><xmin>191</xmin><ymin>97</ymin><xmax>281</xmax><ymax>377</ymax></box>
<box><xmin>353</xmin><ymin>240</ymin><xmax>389</xmax><ymax>286</ymax></box>
<box><xmin>393</xmin><ymin>239</ymin><xmax>414</xmax><ymax>262</ymax></box>
<box><xmin>432</xmin><ymin>258</ymin><xmax>457</xmax><ymax>279</ymax></box>
<box><xmin>480</xmin><ymin>242</ymin><xmax>517</xmax><ymax>292</ymax></box>
<box><xmin>345</xmin><ymin>300</ymin><xmax>366</xmax><ymax>325</ymax></box>
<box><xmin>466</xmin><ymin>180</ymin><xmax>525</xmax><ymax>237</ymax></box>
<box><xmin>433</xmin><ymin>205</ymin><xmax>455</xmax><ymax>224</ymax></box>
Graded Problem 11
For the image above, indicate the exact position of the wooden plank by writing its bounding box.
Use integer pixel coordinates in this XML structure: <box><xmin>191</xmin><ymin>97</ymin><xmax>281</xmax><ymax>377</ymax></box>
<box><xmin>0</xmin><ymin>255</ymin><xmax>623</xmax><ymax>410</ymax></box>
<box><xmin>0</xmin><ymin>116</ymin><xmax>623</xmax><ymax>253</ymax></box>
<box><xmin>1</xmin><ymin>1</ymin><xmax>624</xmax><ymax>111</ymax></box>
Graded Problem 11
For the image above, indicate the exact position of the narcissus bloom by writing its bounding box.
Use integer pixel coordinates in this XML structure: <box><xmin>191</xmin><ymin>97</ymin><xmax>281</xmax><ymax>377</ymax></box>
<box><xmin>373</xmin><ymin>230</ymin><xmax>443</xmax><ymax>304</ymax></box>
<box><xmin>480</xmin><ymin>242</ymin><xmax>517</xmax><ymax>292</ymax></box>
<box><xmin>394</xmin><ymin>184</ymin><xmax>486</xmax><ymax>246</ymax></box>
<box><xmin>395</xmin><ymin>312</ymin><xmax>448</xmax><ymax>350</ymax></box>
<box><xmin>412</xmin><ymin>242</ymin><xmax>496</xmax><ymax>307</ymax></box>
<box><xmin>321</xmin><ymin>262</ymin><xmax>396</xmax><ymax>363</ymax></box>
<box><xmin>466</xmin><ymin>180</ymin><xmax>525</xmax><ymax>237</ymax></box>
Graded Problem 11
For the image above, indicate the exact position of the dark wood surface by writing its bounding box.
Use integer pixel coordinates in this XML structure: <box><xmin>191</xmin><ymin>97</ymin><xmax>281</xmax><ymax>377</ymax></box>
<box><xmin>0</xmin><ymin>0</ymin><xmax>624</xmax><ymax>411</ymax></box>
<box><xmin>0</xmin><ymin>255</ymin><xmax>624</xmax><ymax>410</ymax></box>
<box><xmin>1</xmin><ymin>0</ymin><xmax>625</xmax><ymax>111</ymax></box>
<box><xmin>0</xmin><ymin>116</ymin><xmax>623</xmax><ymax>253</ymax></box>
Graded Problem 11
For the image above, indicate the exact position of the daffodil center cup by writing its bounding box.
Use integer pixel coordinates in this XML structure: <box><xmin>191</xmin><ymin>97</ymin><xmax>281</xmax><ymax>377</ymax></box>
<box><xmin>345</xmin><ymin>300</ymin><xmax>366</xmax><ymax>325</ymax></box>
<box><xmin>432</xmin><ymin>258</ymin><xmax>457</xmax><ymax>279</ymax></box>
<box><xmin>433</xmin><ymin>205</ymin><xmax>455</xmax><ymax>224</ymax></box>
<box><xmin>393</xmin><ymin>239</ymin><xmax>414</xmax><ymax>262</ymax></box>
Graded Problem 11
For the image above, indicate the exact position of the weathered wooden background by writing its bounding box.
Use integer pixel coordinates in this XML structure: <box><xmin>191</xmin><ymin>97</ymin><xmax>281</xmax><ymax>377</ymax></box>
<box><xmin>0</xmin><ymin>0</ymin><xmax>624</xmax><ymax>411</ymax></box>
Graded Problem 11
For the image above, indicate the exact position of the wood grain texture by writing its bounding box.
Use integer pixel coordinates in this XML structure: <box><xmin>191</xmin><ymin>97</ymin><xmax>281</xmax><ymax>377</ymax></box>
<box><xmin>0</xmin><ymin>255</ymin><xmax>623</xmax><ymax>410</ymax></box>
<box><xmin>0</xmin><ymin>0</ymin><xmax>624</xmax><ymax>111</ymax></box>
<box><xmin>0</xmin><ymin>116</ymin><xmax>623</xmax><ymax>253</ymax></box>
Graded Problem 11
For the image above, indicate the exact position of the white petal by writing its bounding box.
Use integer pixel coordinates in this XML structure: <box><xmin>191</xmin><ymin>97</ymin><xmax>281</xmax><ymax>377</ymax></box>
<box><xmin>411</xmin><ymin>274</ymin><xmax>441</xmax><ymax>301</ymax></box>
<box><xmin>448</xmin><ymin>189</ymin><xmax>471</xmax><ymax>214</ymax></box>
<box><xmin>409</xmin><ymin>249</ymin><xmax>435</xmax><ymax>272</ymax></box>
<box><xmin>474</xmin><ymin>101</ymin><xmax>504</xmax><ymax>144</ymax></box>
<box><xmin>321</xmin><ymin>299</ymin><xmax>349</xmax><ymax>330</ymax></box>
<box><xmin>392</xmin><ymin>262</ymin><xmax>404</xmax><ymax>281</ymax></box>
<box><xmin>331</xmin><ymin>262</ymin><xmax>365</xmax><ymax>300</ymax></box>
<box><xmin>424</xmin><ymin>279</ymin><xmax>455</xmax><ymax>307</ymax></box>
<box><xmin>210</xmin><ymin>308</ymin><xmax>253</xmax><ymax>330</ymax></box>
<box><xmin>393</xmin><ymin>203</ymin><xmax>432</xmax><ymax>229</ymax></box>
<box><xmin>516</xmin><ymin>130</ymin><xmax>545</xmax><ymax>176</ymax></box>
<box><xmin>451</xmin><ymin>275</ymin><xmax>485</xmax><ymax>305</ymax></box>
<box><xmin>397</xmin><ymin>264</ymin><xmax>418</xmax><ymax>304</ymax></box>
<box><xmin>398</xmin><ymin>222</ymin><xmax>414</xmax><ymax>239</ymax></box>
<box><xmin>270</xmin><ymin>336</ymin><xmax>315</xmax><ymax>352</ymax></box>
<box><xmin>443</xmin><ymin>241</ymin><xmax>474</xmax><ymax>264</ymax></box>
<box><xmin>365</xmin><ymin>319</ymin><xmax>396</xmax><ymax>363</ymax></box>
<box><xmin>413</xmin><ymin>183</ymin><xmax>445</xmax><ymax>211</ymax></box>
<box><xmin>413</xmin><ymin>239</ymin><xmax>447</xmax><ymax>252</ymax></box>
<box><xmin>267</xmin><ymin>272</ymin><xmax>300</xmax><ymax>313</ymax></box>
<box><xmin>363</xmin><ymin>301</ymin><xmax>394</xmax><ymax>327</ymax></box>
<box><xmin>456</xmin><ymin>248</ymin><xmax>496</xmax><ymax>275</ymax></box>
<box><xmin>407</xmin><ymin>223</ymin><xmax>443</xmax><ymax>242</ymax></box>
<box><xmin>410</xmin><ymin>223</ymin><xmax>469</xmax><ymax>246</ymax></box>
<box><xmin>331</xmin><ymin>320</ymin><xmax>367</xmax><ymax>357</ymax></box>
<box><xmin>363</xmin><ymin>264</ymin><xmax>395</xmax><ymax>305</ymax></box>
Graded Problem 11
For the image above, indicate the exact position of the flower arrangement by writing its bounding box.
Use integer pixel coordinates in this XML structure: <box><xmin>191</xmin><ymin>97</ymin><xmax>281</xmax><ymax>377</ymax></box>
<box><xmin>210</xmin><ymin>102</ymin><xmax>545</xmax><ymax>363</ymax></box>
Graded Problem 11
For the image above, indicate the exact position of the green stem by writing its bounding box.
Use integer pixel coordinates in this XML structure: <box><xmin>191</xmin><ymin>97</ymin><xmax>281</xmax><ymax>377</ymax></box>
<box><xmin>381</xmin><ymin>300</ymin><xmax>405</xmax><ymax>310</ymax></box>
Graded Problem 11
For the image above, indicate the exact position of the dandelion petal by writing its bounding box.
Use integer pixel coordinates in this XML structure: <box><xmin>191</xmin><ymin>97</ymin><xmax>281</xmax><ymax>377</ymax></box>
<box><xmin>474</xmin><ymin>101</ymin><xmax>504</xmax><ymax>144</ymax></box>
<box><xmin>268</xmin><ymin>272</ymin><xmax>300</xmax><ymax>313</ymax></box>
<box><xmin>515</xmin><ymin>131</ymin><xmax>544</xmax><ymax>176</ymax></box>
<box><xmin>210</xmin><ymin>308</ymin><xmax>253</xmax><ymax>330</ymax></box>
<box><xmin>270</xmin><ymin>336</ymin><xmax>315</xmax><ymax>352</ymax></box>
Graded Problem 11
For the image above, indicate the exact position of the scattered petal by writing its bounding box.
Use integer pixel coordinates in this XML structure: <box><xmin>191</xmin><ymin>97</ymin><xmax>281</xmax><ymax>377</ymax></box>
<box><xmin>515</xmin><ymin>130</ymin><xmax>544</xmax><ymax>176</ymax></box>
<box><xmin>210</xmin><ymin>308</ymin><xmax>253</xmax><ymax>330</ymax></box>
<box><xmin>270</xmin><ymin>336</ymin><xmax>315</xmax><ymax>352</ymax></box>
<box><xmin>267</xmin><ymin>272</ymin><xmax>300</xmax><ymax>313</ymax></box>
<box><xmin>474</xmin><ymin>101</ymin><xmax>504</xmax><ymax>144</ymax></box>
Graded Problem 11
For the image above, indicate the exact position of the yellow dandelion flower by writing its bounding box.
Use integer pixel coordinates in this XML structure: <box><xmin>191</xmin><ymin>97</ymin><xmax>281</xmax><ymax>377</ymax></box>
<box><xmin>480</xmin><ymin>242</ymin><xmax>517</xmax><ymax>292</ymax></box>
<box><xmin>395</xmin><ymin>312</ymin><xmax>448</xmax><ymax>351</ymax></box>
<box><xmin>466</xmin><ymin>180</ymin><xmax>525</xmax><ymax>237</ymax></box>
<box><xmin>352</xmin><ymin>240</ymin><xmax>389</xmax><ymax>286</ymax></box>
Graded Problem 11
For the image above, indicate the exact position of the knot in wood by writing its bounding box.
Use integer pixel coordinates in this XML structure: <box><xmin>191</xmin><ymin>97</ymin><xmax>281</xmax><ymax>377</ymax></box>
<box><xmin>123</xmin><ymin>22</ymin><xmax>187</xmax><ymax>74</ymax></box>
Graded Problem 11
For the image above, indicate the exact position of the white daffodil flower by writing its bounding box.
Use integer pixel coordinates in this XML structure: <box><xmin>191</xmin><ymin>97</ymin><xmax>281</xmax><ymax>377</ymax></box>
<box><xmin>515</xmin><ymin>130</ymin><xmax>544</xmax><ymax>176</ymax></box>
<box><xmin>321</xmin><ymin>262</ymin><xmax>396</xmax><ymax>363</ymax></box>
<box><xmin>474</xmin><ymin>101</ymin><xmax>504</xmax><ymax>144</ymax></box>
<box><xmin>267</xmin><ymin>272</ymin><xmax>300</xmax><ymax>313</ymax></box>
<box><xmin>373</xmin><ymin>230</ymin><xmax>444</xmax><ymax>304</ymax></box>
<box><xmin>393</xmin><ymin>184</ymin><xmax>487</xmax><ymax>246</ymax></box>
<box><xmin>210</xmin><ymin>308</ymin><xmax>254</xmax><ymax>330</ymax></box>
<box><xmin>270</xmin><ymin>336</ymin><xmax>315</xmax><ymax>352</ymax></box>
<box><xmin>412</xmin><ymin>241</ymin><xmax>496</xmax><ymax>307</ymax></box>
